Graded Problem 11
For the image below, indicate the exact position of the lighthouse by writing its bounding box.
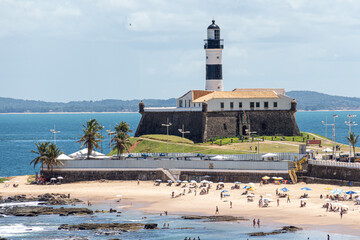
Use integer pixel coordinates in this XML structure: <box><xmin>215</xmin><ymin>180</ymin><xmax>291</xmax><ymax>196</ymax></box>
<box><xmin>204</xmin><ymin>20</ymin><xmax>224</xmax><ymax>91</ymax></box>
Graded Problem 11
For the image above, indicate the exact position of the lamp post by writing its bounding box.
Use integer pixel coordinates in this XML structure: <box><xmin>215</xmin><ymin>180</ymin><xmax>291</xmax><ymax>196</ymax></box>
<box><xmin>322</xmin><ymin>118</ymin><xmax>332</xmax><ymax>160</ymax></box>
<box><xmin>162</xmin><ymin>118</ymin><xmax>172</xmax><ymax>155</ymax></box>
<box><xmin>50</xmin><ymin>125</ymin><xmax>60</xmax><ymax>145</ymax></box>
<box><xmin>178</xmin><ymin>124</ymin><xmax>190</xmax><ymax>160</ymax></box>
<box><xmin>106</xmin><ymin>128</ymin><xmax>116</xmax><ymax>154</ymax></box>
<box><xmin>332</xmin><ymin>115</ymin><xmax>338</xmax><ymax>160</ymax></box>
<box><xmin>345</xmin><ymin>114</ymin><xmax>357</xmax><ymax>160</ymax></box>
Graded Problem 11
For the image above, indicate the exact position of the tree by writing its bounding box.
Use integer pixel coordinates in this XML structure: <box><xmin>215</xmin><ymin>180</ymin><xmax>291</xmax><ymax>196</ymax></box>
<box><xmin>44</xmin><ymin>143</ymin><xmax>64</xmax><ymax>172</ymax></box>
<box><xmin>114</xmin><ymin>121</ymin><xmax>132</xmax><ymax>135</ymax></box>
<box><xmin>111</xmin><ymin>132</ymin><xmax>132</xmax><ymax>158</ymax></box>
<box><xmin>30</xmin><ymin>142</ymin><xmax>50</xmax><ymax>171</ymax></box>
<box><xmin>346</xmin><ymin>132</ymin><xmax>359</xmax><ymax>158</ymax></box>
<box><xmin>78</xmin><ymin>119</ymin><xmax>104</xmax><ymax>159</ymax></box>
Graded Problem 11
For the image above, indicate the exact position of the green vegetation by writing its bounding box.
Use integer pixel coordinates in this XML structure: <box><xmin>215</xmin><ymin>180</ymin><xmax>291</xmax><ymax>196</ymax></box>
<box><xmin>111</xmin><ymin>121</ymin><xmax>132</xmax><ymax>157</ymax></box>
<box><xmin>140</xmin><ymin>134</ymin><xmax>194</xmax><ymax>144</ymax></box>
<box><xmin>30</xmin><ymin>142</ymin><xmax>63</xmax><ymax>171</ymax></box>
<box><xmin>346</xmin><ymin>132</ymin><xmax>359</xmax><ymax>157</ymax></box>
<box><xmin>78</xmin><ymin>119</ymin><xmax>104</xmax><ymax>159</ymax></box>
<box><xmin>27</xmin><ymin>175</ymin><xmax>35</xmax><ymax>183</ymax></box>
<box><xmin>0</xmin><ymin>177</ymin><xmax>8</xmax><ymax>183</ymax></box>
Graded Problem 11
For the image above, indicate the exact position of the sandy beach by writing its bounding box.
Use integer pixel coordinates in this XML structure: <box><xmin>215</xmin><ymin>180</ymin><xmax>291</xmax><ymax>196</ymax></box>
<box><xmin>2</xmin><ymin>176</ymin><xmax>360</xmax><ymax>236</ymax></box>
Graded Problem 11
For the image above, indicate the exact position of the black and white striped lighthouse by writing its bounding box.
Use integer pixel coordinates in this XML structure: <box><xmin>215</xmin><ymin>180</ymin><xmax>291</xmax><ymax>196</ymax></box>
<box><xmin>204</xmin><ymin>20</ymin><xmax>224</xmax><ymax>91</ymax></box>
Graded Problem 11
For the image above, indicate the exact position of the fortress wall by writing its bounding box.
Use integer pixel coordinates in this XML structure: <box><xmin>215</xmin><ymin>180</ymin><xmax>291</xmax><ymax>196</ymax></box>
<box><xmin>135</xmin><ymin>110</ymin><xmax>300</xmax><ymax>143</ymax></box>
<box><xmin>307</xmin><ymin>164</ymin><xmax>360</xmax><ymax>182</ymax></box>
<box><xmin>135</xmin><ymin>111</ymin><xmax>205</xmax><ymax>143</ymax></box>
<box><xmin>248</xmin><ymin>110</ymin><xmax>300</xmax><ymax>136</ymax></box>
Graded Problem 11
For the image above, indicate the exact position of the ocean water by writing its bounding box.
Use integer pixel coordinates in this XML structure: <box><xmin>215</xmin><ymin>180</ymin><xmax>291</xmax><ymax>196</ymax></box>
<box><xmin>0</xmin><ymin>201</ymin><xmax>358</xmax><ymax>240</ymax></box>
<box><xmin>1</xmin><ymin>111</ymin><xmax>360</xmax><ymax>177</ymax></box>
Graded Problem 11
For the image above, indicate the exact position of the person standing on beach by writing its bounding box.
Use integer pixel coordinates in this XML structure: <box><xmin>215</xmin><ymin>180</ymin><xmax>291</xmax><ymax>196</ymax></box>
<box><xmin>287</xmin><ymin>195</ymin><xmax>291</xmax><ymax>203</ymax></box>
<box><xmin>253</xmin><ymin>219</ymin><xmax>256</xmax><ymax>227</ymax></box>
<box><xmin>215</xmin><ymin>206</ymin><xmax>219</xmax><ymax>214</ymax></box>
<box><xmin>327</xmin><ymin>234</ymin><xmax>330</xmax><ymax>240</ymax></box>
<box><xmin>257</xmin><ymin>219</ymin><xmax>260</xmax><ymax>227</ymax></box>
<box><xmin>340</xmin><ymin>211</ymin><xmax>343</xmax><ymax>219</ymax></box>
<box><xmin>230</xmin><ymin>201</ymin><xmax>232</xmax><ymax>208</ymax></box>
<box><xmin>137</xmin><ymin>179</ymin><xmax>140</xmax><ymax>185</ymax></box>
<box><xmin>277</xmin><ymin>198</ymin><xmax>279</xmax><ymax>207</ymax></box>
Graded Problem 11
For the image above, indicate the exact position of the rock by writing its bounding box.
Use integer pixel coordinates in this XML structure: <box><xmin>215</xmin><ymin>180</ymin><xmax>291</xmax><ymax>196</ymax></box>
<box><xmin>144</xmin><ymin>223</ymin><xmax>157</xmax><ymax>229</ymax></box>
<box><xmin>0</xmin><ymin>206</ymin><xmax>93</xmax><ymax>217</ymax></box>
<box><xmin>181</xmin><ymin>215</ymin><xmax>248</xmax><ymax>222</ymax></box>
<box><xmin>0</xmin><ymin>194</ymin><xmax>83</xmax><ymax>206</ymax></box>
<box><xmin>58</xmin><ymin>223</ymin><xmax>151</xmax><ymax>232</ymax></box>
<box><xmin>247</xmin><ymin>225</ymin><xmax>302</xmax><ymax>236</ymax></box>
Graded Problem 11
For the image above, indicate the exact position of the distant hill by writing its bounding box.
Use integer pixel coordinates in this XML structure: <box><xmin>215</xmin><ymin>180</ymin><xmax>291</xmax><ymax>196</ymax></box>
<box><xmin>0</xmin><ymin>97</ymin><xmax>176</xmax><ymax>113</ymax></box>
<box><xmin>287</xmin><ymin>91</ymin><xmax>360</xmax><ymax>111</ymax></box>
<box><xmin>1</xmin><ymin>90</ymin><xmax>360</xmax><ymax>113</ymax></box>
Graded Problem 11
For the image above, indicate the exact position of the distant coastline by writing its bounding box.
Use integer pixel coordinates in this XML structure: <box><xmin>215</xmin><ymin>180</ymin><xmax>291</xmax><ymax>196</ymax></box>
<box><xmin>0</xmin><ymin>111</ymin><xmax>137</xmax><ymax>115</ymax></box>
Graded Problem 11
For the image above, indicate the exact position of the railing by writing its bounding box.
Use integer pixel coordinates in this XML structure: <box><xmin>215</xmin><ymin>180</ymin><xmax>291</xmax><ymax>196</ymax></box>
<box><xmin>144</xmin><ymin>107</ymin><xmax>202</xmax><ymax>112</ymax></box>
<box><xmin>121</xmin><ymin>153</ymin><xmax>306</xmax><ymax>161</ymax></box>
<box><xmin>309</xmin><ymin>160</ymin><xmax>360</xmax><ymax>169</ymax></box>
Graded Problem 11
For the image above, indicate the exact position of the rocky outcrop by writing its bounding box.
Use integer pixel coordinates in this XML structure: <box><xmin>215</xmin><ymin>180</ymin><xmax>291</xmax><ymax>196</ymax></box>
<box><xmin>0</xmin><ymin>206</ymin><xmax>93</xmax><ymax>217</ymax></box>
<box><xmin>248</xmin><ymin>226</ymin><xmax>302</xmax><ymax>236</ymax></box>
<box><xmin>0</xmin><ymin>193</ymin><xmax>82</xmax><ymax>205</ymax></box>
<box><xmin>182</xmin><ymin>215</ymin><xmax>248</xmax><ymax>222</ymax></box>
<box><xmin>58</xmin><ymin>223</ymin><xmax>157</xmax><ymax>231</ymax></box>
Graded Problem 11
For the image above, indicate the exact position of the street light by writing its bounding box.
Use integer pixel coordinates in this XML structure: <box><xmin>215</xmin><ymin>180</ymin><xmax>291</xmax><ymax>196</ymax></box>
<box><xmin>322</xmin><ymin>116</ymin><xmax>337</xmax><ymax>160</ymax></box>
<box><xmin>345</xmin><ymin>114</ymin><xmax>357</xmax><ymax>159</ymax></box>
<box><xmin>178</xmin><ymin>124</ymin><xmax>190</xmax><ymax>160</ymax></box>
<box><xmin>332</xmin><ymin>115</ymin><xmax>338</xmax><ymax>160</ymax></box>
<box><xmin>106</xmin><ymin>127</ymin><xmax>116</xmax><ymax>154</ymax></box>
<box><xmin>50</xmin><ymin>125</ymin><xmax>60</xmax><ymax>145</ymax></box>
<box><xmin>161</xmin><ymin>118</ymin><xmax>172</xmax><ymax>155</ymax></box>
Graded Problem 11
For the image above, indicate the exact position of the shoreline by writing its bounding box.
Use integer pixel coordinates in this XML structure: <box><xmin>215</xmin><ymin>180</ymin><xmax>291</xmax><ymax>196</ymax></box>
<box><xmin>2</xmin><ymin>176</ymin><xmax>360</xmax><ymax>236</ymax></box>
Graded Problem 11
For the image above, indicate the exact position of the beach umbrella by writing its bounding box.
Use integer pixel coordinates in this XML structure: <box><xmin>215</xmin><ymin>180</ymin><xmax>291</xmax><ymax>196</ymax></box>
<box><xmin>330</xmin><ymin>189</ymin><xmax>343</xmax><ymax>195</ymax></box>
<box><xmin>243</xmin><ymin>186</ymin><xmax>251</xmax><ymax>189</ymax></box>
<box><xmin>249</xmin><ymin>182</ymin><xmax>255</xmax><ymax>186</ymax></box>
<box><xmin>263</xmin><ymin>198</ymin><xmax>273</xmax><ymax>202</ymax></box>
<box><xmin>324</xmin><ymin>187</ymin><xmax>333</xmax><ymax>190</ymax></box>
<box><xmin>234</xmin><ymin>181</ymin><xmax>241</xmax><ymax>184</ymax></box>
<box><xmin>50</xmin><ymin>178</ymin><xmax>57</xmax><ymax>181</ymax></box>
<box><xmin>176</xmin><ymin>180</ymin><xmax>181</xmax><ymax>183</ymax></box>
<box><xmin>218</xmin><ymin>182</ymin><xmax>224</xmax><ymax>185</ymax></box>
<box><xmin>167</xmin><ymin>180</ymin><xmax>173</xmax><ymax>183</ymax></box>
<box><xmin>272</xmin><ymin>177</ymin><xmax>278</xmax><ymax>179</ymax></box>
<box><xmin>262</xmin><ymin>176</ymin><xmax>270</xmax><ymax>180</ymax></box>
<box><xmin>322</xmin><ymin>148</ymin><xmax>332</xmax><ymax>153</ymax></box>
<box><xmin>208</xmin><ymin>181</ymin><xmax>214</xmax><ymax>184</ymax></box>
<box><xmin>281</xmin><ymin>187</ymin><xmax>290</xmax><ymax>192</ymax></box>
<box><xmin>346</xmin><ymin>191</ymin><xmax>356</xmax><ymax>195</ymax></box>
<box><xmin>203</xmin><ymin>175</ymin><xmax>211</xmax><ymax>178</ymax></box>
<box><xmin>247</xmin><ymin>193</ymin><xmax>255</xmax><ymax>197</ymax></box>
<box><xmin>275</xmin><ymin>177</ymin><xmax>283</xmax><ymax>180</ymax></box>
<box><xmin>155</xmin><ymin>179</ymin><xmax>162</xmax><ymax>182</ymax></box>
<box><xmin>301</xmin><ymin>187</ymin><xmax>312</xmax><ymax>191</ymax></box>
<box><xmin>224</xmin><ymin>194</ymin><xmax>230</xmax><ymax>197</ymax></box>
<box><xmin>182</xmin><ymin>180</ymin><xmax>188</xmax><ymax>183</ymax></box>
<box><xmin>300</xmin><ymin>198</ymin><xmax>308</xmax><ymax>201</ymax></box>
<box><xmin>222</xmin><ymin>190</ymin><xmax>228</xmax><ymax>193</ymax></box>
<box><xmin>190</xmin><ymin>180</ymin><xmax>197</xmax><ymax>184</ymax></box>
<box><xmin>201</xmin><ymin>180</ymin><xmax>208</xmax><ymax>183</ymax></box>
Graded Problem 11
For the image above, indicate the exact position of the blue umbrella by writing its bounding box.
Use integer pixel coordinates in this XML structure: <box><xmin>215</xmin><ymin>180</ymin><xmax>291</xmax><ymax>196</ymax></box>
<box><xmin>301</xmin><ymin>187</ymin><xmax>312</xmax><ymax>191</ymax></box>
<box><xmin>243</xmin><ymin>186</ymin><xmax>250</xmax><ymax>189</ymax></box>
<box><xmin>224</xmin><ymin>194</ymin><xmax>230</xmax><ymax>197</ymax></box>
<box><xmin>346</xmin><ymin>191</ymin><xmax>356</xmax><ymax>194</ymax></box>
<box><xmin>281</xmin><ymin>187</ymin><xmax>289</xmax><ymax>192</ymax></box>
<box><xmin>222</xmin><ymin>190</ymin><xmax>228</xmax><ymax>193</ymax></box>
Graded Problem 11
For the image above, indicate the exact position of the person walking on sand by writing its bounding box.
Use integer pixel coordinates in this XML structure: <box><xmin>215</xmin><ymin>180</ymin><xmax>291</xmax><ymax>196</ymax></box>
<box><xmin>340</xmin><ymin>211</ymin><xmax>343</xmax><ymax>219</ymax></box>
<box><xmin>277</xmin><ymin>198</ymin><xmax>279</xmax><ymax>207</ymax></box>
<box><xmin>215</xmin><ymin>206</ymin><xmax>219</xmax><ymax>214</ymax></box>
<box><xmin>137</xmin><ymin>179</ymin><xmax>140</xmax><ymax>185</ymax></box>
<box><xmin>327</xmin><ymin>234</ymin><xmax>330</xmax><ymax>240</ymax></box>
<box><xmin>257</xmin><ymin>219</ymin><xmax>260</xmax><ymax>227</ymax></box>
<box><xmin>287</xmin><ymin>195</ymin><xmax>291</xmax><ymax>203</ymax></box>
<box><xmin>253</xmin><ymin>219</ymin><xmax>256</xmax><ymax>228</ymax></box>
<box><xmin>230</xmin><ymin>201</ymin><xmax>232</xmax><ymax>208</ymax></box>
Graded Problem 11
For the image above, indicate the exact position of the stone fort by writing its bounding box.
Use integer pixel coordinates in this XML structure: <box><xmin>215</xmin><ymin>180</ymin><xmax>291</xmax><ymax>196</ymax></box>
<box><xmin>135</xmin><ymin>20</ymin><xmax>300</xmax><ymax>143</ymax></box>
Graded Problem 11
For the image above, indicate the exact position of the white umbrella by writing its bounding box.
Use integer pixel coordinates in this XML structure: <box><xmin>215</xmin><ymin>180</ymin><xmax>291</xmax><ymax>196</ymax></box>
<box><xmin>201</xmin><ymin>180</ymin><xmax>208</xmax><ymax>183</ymax></box>
<box><xmin>263</xmin><ymin>198</ymin><xmax>273</xmax><ymax>202</ymax></box>
<box><xmin>322</xmin><ymin>148</ymin><xmax>333</xmax><ymax>153</ymax></box>
<box><xmin>57</xmin><ymin>154</ymin><xmax>73</xmax><ymax>160</ymax></box>
<box><xmin>211</xmin><ymin>155</ymin><xmax>227</xmax><ymax>160</ymax></box>
<box><xmin>57</xmin><ymin>176</ymin><xmax>63</xmax><ymax>180</ymax></box>
<box><xmin>182</xmin><ymin>181</ymin><xmax>188</xmax><ymax>183</ymax></box>
<box><xmin>300</xmin><ymin>198</ymin><xmax>308</xmax><ymax>201</ymax></box>
<box><xmin>155</xmin><ymin>179</ymin><xmax>162</xmax><ymax>182</ymax></box>
<box><xmin>190</xmin><ymin>180</ymin><xmax>197</xmax><ymax>183</ymax></box>
<box><xmin>234</xmin><ymin>181</ymin><xmax>241</xmax><ymax>184</ymax></box>
<box><xmin>249</xmin><ymin>182</ymin><xmax>255</xmax><ymax>186</ymax></box>
<box><xmin>218</xmin><ymin>182</ymin><xmax>224</xmax><ymax>185</ymax></box>
<box><xmin>167</xmin><ymin>180</ymin><xmax>173</xmax><ymax>183</ymax></box>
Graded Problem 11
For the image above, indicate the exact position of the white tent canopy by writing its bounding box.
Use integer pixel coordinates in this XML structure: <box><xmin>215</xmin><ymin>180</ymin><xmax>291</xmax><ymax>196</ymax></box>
<box><xmin>322</xmin><ymin>148</ymin><xmax>333</xmax><ymax>153</ymax></box>
<box><xmin>211</xmin><ymin>155</ymin><xmax>227</xmax><ymax>160</ymax></box>
<box><xmin>57</xmin><ymin>154</ymin><xmax>73</xmax><ymax>160</ymax></box>
<box><xmin>69</xmin><ymin>148</ymin><xmax>106</xmax><ymax>159</ymax></box>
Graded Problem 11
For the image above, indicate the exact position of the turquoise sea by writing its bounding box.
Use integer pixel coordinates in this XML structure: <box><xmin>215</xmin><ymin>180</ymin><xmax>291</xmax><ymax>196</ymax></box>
<box><xmin>1</xmin><ymin>111</ymin><xmax>360</xmax><ymax>177</ymax></box>
<box><xmin>1</xmin><ymin>111</ymin><xmax>360</xmax><ymax>239</ymax></box>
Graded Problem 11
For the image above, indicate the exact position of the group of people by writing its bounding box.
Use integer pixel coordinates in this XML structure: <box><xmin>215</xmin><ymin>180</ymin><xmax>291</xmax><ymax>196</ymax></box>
<box><xmin>184</xmin><ymin>237</ymin><xmax>200</xmax><ymax>240</ymax></box>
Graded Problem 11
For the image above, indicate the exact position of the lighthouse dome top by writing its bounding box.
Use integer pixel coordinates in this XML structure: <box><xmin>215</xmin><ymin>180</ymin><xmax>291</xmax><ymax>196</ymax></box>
<box><xmin>207</xmin><ymin>20</ymin><xmax>220</xmax><ymax>30</ymax></box>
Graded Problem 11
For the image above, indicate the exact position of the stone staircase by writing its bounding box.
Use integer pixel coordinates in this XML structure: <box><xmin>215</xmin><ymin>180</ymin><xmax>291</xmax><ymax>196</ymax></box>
<box><xmin>161</xmin><ymin>168</ymin><xmax>178</xmax><ymax>182</ymax></box>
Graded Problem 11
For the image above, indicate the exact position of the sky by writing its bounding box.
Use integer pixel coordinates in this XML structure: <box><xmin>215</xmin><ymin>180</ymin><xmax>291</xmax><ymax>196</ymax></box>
<box><xmin>1</xmin><ymin>0</ymin><xmax>360</xmax><ymax>102</ymax></box>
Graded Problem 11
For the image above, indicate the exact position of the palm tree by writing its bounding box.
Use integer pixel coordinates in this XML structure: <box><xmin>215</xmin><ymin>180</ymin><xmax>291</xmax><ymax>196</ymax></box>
<box><xmin>44</xmin><ymin>143</ymin><xmax>64</xmax><ymax>172</ymax></box>
<box><xmin>111</xmin><ymin>132</ymin><xmax>132</xmax><ymax>158</ymax></box>
<box><xmin>78</xmin><ymin>119</ymin><xmax>104</xmax><ymax>159</ymax></box>
<box><xmin>30</xmin><ymin>142</ymin><xmax>50</xmax><ymax>171</ymax></box>
<box><xmin>346</xmin><ymin>132</ymin><xmax>359</xmax><ymax>158</ymax></box>
<box><xmin>114</xmin><ymin>121</ymin><xmax>132</xmax><ymax>136</ymax></box>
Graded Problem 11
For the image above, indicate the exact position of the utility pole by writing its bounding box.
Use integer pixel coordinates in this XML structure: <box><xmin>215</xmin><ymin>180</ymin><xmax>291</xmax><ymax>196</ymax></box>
<box><xmin>178</xmin><ymin>124</ymin><xmax>190</xmax><ymax>160</ymax></box>
<box><xmin>162</xmin><ymin>118</ymin><xmax>172</xmax><ymax>155</ymax></box>
<box><xmin>345</xmin><ymin>114</ymin><xmax>357</xmax><ymax>160</ymax></box>
<box><xmin>50</xmin><ymin>125</ymin><xmax>60</xmax><ymax>145</ymax></box>
<box><xmin>322</xmin><ymin>118</ymin><xmax>332</xmax><ymax>160</ymax></box>
<box><xmin>332</xmin><ymin>115</ymin><xmax>338</xmax><ymax>160</ymax></box>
